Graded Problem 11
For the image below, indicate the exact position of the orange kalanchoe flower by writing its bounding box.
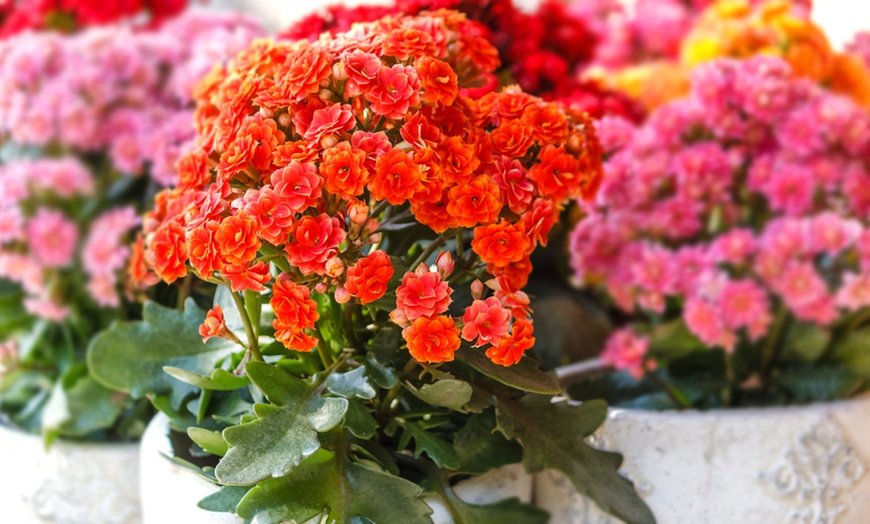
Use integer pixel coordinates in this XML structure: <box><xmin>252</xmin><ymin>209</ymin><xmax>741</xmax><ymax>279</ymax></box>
<box><xmin>344</xmin><ymin>250</ymin><xmax>394</xmax><ymax>304</ymax></box>
<box><xmin>147</xmin><ymin>220</ymin><xmax>188</xmax><ymax>284</ymax></box>
<box><xmin>224</xmin><ymin>261</ymin><xmax>271</xmax><ymax>292</ymax></box>
<box><xmin>215</xmin><ymin>212</ymin><xmax>261</xmax><ymax>266</ymax></box>
<box><xmin>403</xmin><ymin>315</ymin><xmax>461</xmax><ymax>363</ymax></box>
<box><xmin>447</xmin><ymin>175</ymin><xmax>502</xmax><ymax>228</ymax></box>
<box><xmin>369</xmin><ymin>148</ymin><xmax>424</xmax><ymax>205</ymax></box>
<box><xmin>271</xmin><ymin>275</ymin><xmax>320</xmax><ymax>352</ymax></box>
<box><xmin>187</xmin><ymin>220</ymin><xmax>224</xmax><ymax>277</ymax></box>
<box><xmin>199</xmin><ymin>305</ymin><xmax>229</xmax><ymax>343</ymax></box>
<box><xmin>486</xmin><ymin>319</ymin><xmax>535</xmax><ymax>367</ymax></box>
<box><xmin>417</xmin><ymin>56</ymin><xmax>459</xmax><ymax>106</ymax></box>
<box><xmin>321</xmin><ymin>142</ymin><xmax>369</xmax><ymax>201</ymax></box>
<box><xmin>472</xmin><ymin>220</ymin><xmax>531</xmax><ymax>268</ymax></box>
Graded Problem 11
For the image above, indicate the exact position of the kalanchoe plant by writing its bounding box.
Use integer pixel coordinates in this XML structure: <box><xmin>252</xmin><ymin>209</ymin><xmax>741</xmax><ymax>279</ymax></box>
<box><xmin>570</xmin><ymin>55</ymin><xmax>870</xmax><ymax>409</ymax></box>
<box><xmin>89</xmin><ymin>10</ymin><xmax>654</xmax><ymax>524</ymax></box>
<box><xmin>0</xmin><ymin>10</ymin><xmax>264</xmax><ymax>443</ymax></box>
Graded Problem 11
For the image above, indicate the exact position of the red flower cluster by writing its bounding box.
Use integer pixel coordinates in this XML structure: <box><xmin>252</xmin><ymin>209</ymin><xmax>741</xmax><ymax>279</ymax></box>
<box><xmin>279</xmin><ymin>0</ymin><xmax>644</xmax><ymax>122</ymax></box>
<box><xmin>0</xmin><ymin>0</ymin><xmax>186</xmax><ymax>37</ymax></box>
<box><xmin>139</xmin><ymin>10</ymin><xmax>603</xmax><ymax>366</ymax></box>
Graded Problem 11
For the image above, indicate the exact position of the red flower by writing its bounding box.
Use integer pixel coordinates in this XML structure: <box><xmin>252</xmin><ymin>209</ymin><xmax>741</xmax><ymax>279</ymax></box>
<box><xmin>365</xmin><ymin>64</ymin><xmax>421</xmax><ymax>119</ymax></box>
<box><xmin>461</xmin><ymin>297</ymin><xmax>511</xmax><ymax>347</ymax></box>
<box><xmin>343</xmin><ymin>50</ymin><xmax>382</xmax><ymax>97</ymax></box>
<box><xmin>490</xmin><ymin>118</ymin><xmax>534</xmax><ymax>158</ymax></box>
<box><xmin>271</xmin><ymin>275</ymin><xmax>320</xmax><ymax>352</ymax></box>
<box><xmin>395</xmin><ymin>268</ymin><xmax>452</xmax><ymax>321</ymax></box>
<box><xmin>271</xmin><ymin>161</ymin><xmax>323</xmax><ymax>214</ymax></box>
<box><xmin>147</xmin><ymin>219</ymin><xmax>188</xmax><ymax>284</ymax></box>
<box><xmin>187</xmin><ymin>220</ymin><xmax>224</xmax><ymax>277</ymax></box>
<box><xmin>490</xmin><ymin>155</ymin><xmax>534</xmax><ymax>214</ymax></box>
<box><xmin>304</xmin><ymin>103</ymin><xmax>355</xmax><ymax>144</ymax></box>
<box><xmin>411</xmin><ymin>189</ymin><xmax>458</xmax><ymax>233</ymax></box>
<box><xmin>486</xmin><ymin>319</ymin><xmax>535</xmax><ymax>366</ymax></box>
<box><xmin>403</xmin><ymin>315</ymin><xmax>460</xmax><ymax>363</ymax></box>
<box><xmin>528</xmin><ymin>144</ymin><xmax>580</xmax><ymax>202</ymax></box>
<box><xmin>200</xmin><ymin>306</ymin><xmax>229</xmax><ymax>343</ymax></box>
<box><xmin>345</xmin><ymin>250</ymin><xmax>394</xmax><ymax>304</ymax></box>
<box><xmin>215</xmin><ymin>212</ymin><xmax>261</xmax><ymax>266</ymax></box>
<box><xmin>240</xmin><ymin>187</ymin><xmax>295</xmax><ymax>246</ymax></box>
<box><xmin>369</xmin><ymin>148</ymin><xmax>423</xmax><ymax>205</ymax></box>
<box><xmin>224</xmin><ymin>261</ymin><xmax>271</xmax><ymax>292</ymax></box>
<box><xmin>286</xmin><ymin>213</ymin><xmax>346</xmax><ymax>275</ymax></box>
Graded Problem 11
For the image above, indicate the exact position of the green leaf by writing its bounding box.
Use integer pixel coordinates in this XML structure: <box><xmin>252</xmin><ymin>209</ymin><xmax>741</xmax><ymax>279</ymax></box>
<box><xmin>87</xmin><ymin>300</ymin><xmax>236</xmax><ymax>409</ymax></box>
<box><xmin>188</xmin><ymin>427</ymin><xmax>229</xmax><ymax>457</ymax></box>
<box><xmin>454</xmin><ymin>410</ymin><xmax>522</xmax><ymax>475</ymax></box>
<box><xmin>198</xmin><ymin>485</ymin><xmax>252</xmax><ymax>513</ymax></box>
<box><xmin>437</xmin><ymin>495</ymin><xmax>549</xmax><ymax>524</ymax></box>
<box><xmin>42</xmin><ymin>374</ymin><xmax>125</xmax><ymax>440</ymax></box>
<box><xmin>344</xmin><ymin>399</ymin><xmax>378</xmax><ymax>439</ymax></box>
<box><xmin>777</xmin><ymin>365</ymin><xmax>864</xmax><ymax>402</ymax></box>
<box><xmin>782</xmin><ymin>322</ymin><xmax>830</xmax><ymax>362</ymax></box>
<box><xmin>314</xmin><ymin>292</ymin><xmax>345</xmax><ymax>354</ymax></box>
<box><xmin>496</xmin><ymin>396</ymin><xmax>654</xmax><ymax>524</ymax></box>
<box><xmin>648</xmin><ymin>318</ymin><xmax>705</xmax><ymax>360</ymax></box>
<box><xmin>455</xmin><ymin>347</ymin><xmax>560</xmax><ymax>395</ymax></box>
<box><xmin>163</xmin><ymin>367</ymin><xmax>251</xmax><ymax>391</ymax></box>
<box><xmin>236</xmin><ymin>448</ymin><xmax>433</xmax><ymax>524</ymax></box>
<box><xmin>399</xmin><ymin>421</ymin><xmax>460</xmax><ymax>469</ymax></box>
<box><xmin>244</xmin><ymin>290</ymin><xmax>263</xmax><ymax>336</ymax></box>
<box><xmin>833</xmin><ymin>327</ymin><xmax>870</xmax><ymax>378</ymax></box>
<box><xmin>364</xmin><ymin>355</ymin><xmax>398</xmax><ymax>389</ymax></box>
<box><xmin>215</xmin><ymin>363</ymin><xmax>348</xmax><ymax>485</ymax></box>
<box><xmin>325</xmin><ymin>367</ymin><xmax>377</xmax><ymax>399</ymax></box>
<box><xmin>406</xmin><ymin>379</ymin><xmax>472</xmax><ymax>410</ymax></box>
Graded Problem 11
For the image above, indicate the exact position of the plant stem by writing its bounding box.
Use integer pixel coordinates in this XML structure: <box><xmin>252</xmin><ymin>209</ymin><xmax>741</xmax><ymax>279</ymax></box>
<box><xmin>760</xmin><ymin>304</ymin><xmax>789</xmax><ymax>378</ymax></box>
<box><xmin>647</xmin><ymin>372</ymin><xmax>692</xmax><ymax>409</ymax></box>
<box><xmin>312</xmin><ymin>323</ymin><xmax>335</xmax><ymax>368</ymax></box>
<box><xmin>410</xmin><ymin>234</ymin><xmax>448</xmax><ymax>270</ymax></box>
<box><xmin>230</xmin><ymin>289</ymin><xmax>263</xmax><ymax>363</ymax></box>
<box><xmin>378</xmin><ymin>359</ymin><xmax>418</xmax><ymax>418</ymax></box>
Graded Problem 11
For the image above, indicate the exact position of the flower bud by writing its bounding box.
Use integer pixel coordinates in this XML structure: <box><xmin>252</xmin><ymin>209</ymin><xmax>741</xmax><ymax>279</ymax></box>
<box><xmin>363</xmin><ymin>218</ymin><xmax>379</xmax><ymax>234</ymax></box>
<box><xmin>368</xmin><ymin>232</ymin><xmax>382</xmax><ymax>245</ymax></box>
<box><xmin>321</xmin><ymin>135</ymin><xmax>339</xmax><ymax>149</ymax></box>
<box><xmin>325</xmin><ymin>257</ymin><xmax>345</xmax><ymax>278</ymax></box>
<box><xmin>389</xmin><ymin>308</ymin><xmax>410</xmax><ymax>327</ymax></box>
<box><xmin>332</xmin><ymin>62</ymin><xmax>348</xmax><ymax>81</ymax></box>
<box><xmin>435</xmin><ymin>251</ymin><xmax>454</xmax><ymax>279</ymax></box>
<box><xmin>335</xmin><ymin>286</ymin><xmax>351</xmax><ymax>304</ymax></box>
<box><xmin>471</xmin><ymin>279</ymin><xmax>484</xmax><ymax>300</ymax></box>
<box><xmin>319</xmin><ymin>88</ymin><xmax>335</xmax><ymax>101</ymax></box>
<box><xmin>259</xmin><ymin>107</ymin><xmax>275</xmax><ymax>119</ymax></box>
<box><xmin>414</xmin><ymin>262</ymin><xmax>430</xmax><ymax>276</ymax></box>
<box><xmin>347</xmin><ymin>200</ymin><xmax>369</xmax><ymax>226</ymax></box>
<box><xmin>278</xmin><ymin>113</ymin><xmax>293</xmax><ymax>128</ymax></box>
<box><xmin>315</xmin><ymin>282</ymin><xmax>328</xmax><ymax>294</ymax></box>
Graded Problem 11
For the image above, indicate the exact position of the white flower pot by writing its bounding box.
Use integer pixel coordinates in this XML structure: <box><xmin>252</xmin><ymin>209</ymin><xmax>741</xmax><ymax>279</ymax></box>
<box><xmin>0</xmin><ymin>422</ymin><xmax>141</xmax><ymax>524</ymax></box>
<box><xmin>141</xmin><ymin>413</ymin><xmax>532</xmax><ymax>524</ymax></box>
<box><xmin>535</xmin><ymin>395</ymin><xmax>870</xmax><ymax>524</ymax></box>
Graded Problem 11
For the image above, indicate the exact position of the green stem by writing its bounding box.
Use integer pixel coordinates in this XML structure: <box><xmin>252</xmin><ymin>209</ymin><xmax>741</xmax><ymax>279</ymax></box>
<box><xmin>760</xmin><ymin>304</ymin><xmax>789</xmax><ymax>378</ymax></box>
<box><xmin>175</xmin><ymin>276</ymin><xmax>193</xmax><ymax>310</ymax></box>
<box><xmin>410</xmin><ymin>234</ymin><xmax>448</xmax><ymax>270</ymax></box>
<box><xmin>647</xmin><ymin>372</ymin><xmax>692</xmax><ymax>409</ymax></box>
<box><xmin>378</xmin><ymin>359</ymin><xmax>418</xmax><ymax>417</ymax></box>
<box><xmin>312</xmin><ymin>323</ymin><xmax>335</xmax><ymax>368</ymax></box>
<box><xmin>230</xmin><ymin>289</ymin><xmax>263</xmax><ymax>363</ymax></box>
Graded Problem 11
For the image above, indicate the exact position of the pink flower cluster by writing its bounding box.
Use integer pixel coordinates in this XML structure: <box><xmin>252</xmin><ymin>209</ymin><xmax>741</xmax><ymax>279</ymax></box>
<box><xmin>0</xmin><ymin>9</ymin><xmax>264</xmax><ymax>185</ymax></box>
<box><xmin>570</xmin><ymin>56</ymin><xmax>870</xmax><ymax>373</ymax></box>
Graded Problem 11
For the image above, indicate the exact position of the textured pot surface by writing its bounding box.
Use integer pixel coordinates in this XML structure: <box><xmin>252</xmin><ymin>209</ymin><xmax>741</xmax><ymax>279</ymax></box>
<box><xmin>141</xmin><ymin>413</ymin><xmax>531</xmax><ymax>524</ymax></box>
<box><xmin>0</xmin><ymin>422</ymin><xmax>141</xmax><ymax>524</ymax></box>
<box><xmin>535</xmin><ymin>395</ymin><xmax>870</xmax><ymax>524</ymax></box>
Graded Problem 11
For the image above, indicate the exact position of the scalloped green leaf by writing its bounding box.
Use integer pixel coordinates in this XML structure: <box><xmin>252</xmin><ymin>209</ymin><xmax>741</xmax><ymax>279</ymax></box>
<box><xmin>406</xmin><ymin>379</ymin><xmax>473</xmax><ymax>410</ymax></box>
<box><xmin>399</xmin><ymin>421</ymin><xmax>459</xmax><ymax>470</ymax></box>
<box><xmin>325</xmin><ymin>367</ymin><xmax>377</xmax><ymax>399</ymax></box>
<box><xmin>496</xmin><ymin>396</ymin><xmax>654</xmax><ymax>524</ymax></box>
<box><xmin>455</xmin><ymin>347</ymin><xmax>560</xmax><ymax>395</ymax></box>
<box><xmin>188</xmin><ymin>427</ymin><xmax>229</xmax><ymax>457</ymax></box>
<box><xmin>198</xmin><ymin>485</ymin><xmax>252</xmax><ymax>514</ymax></box>
<box><xmin>236</xmin><ymin>448</ymin><xmax>432</xmax><ymax>524</ymax></box>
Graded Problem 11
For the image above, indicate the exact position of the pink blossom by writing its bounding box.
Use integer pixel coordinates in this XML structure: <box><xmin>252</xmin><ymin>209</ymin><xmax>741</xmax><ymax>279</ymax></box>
<box><xmin>303</xmin><ymin>103</ymin><xmax>355</xmax><ymax>143</ymax></box>
<box><xmin>395</xmin><ymin>268</ymin><xmax>452</xmax><ymax>321</ymax></box>
<box><xmin>600</xmin><ymin>328</ymin><xmax>652</xmax><ymax>379</ymax></box>
<box><xmin>87</xmin><ymin>275</ymin><xmax>120</xmax><ymax>308</ymax></box>
<box><xmin>762</xmin><ymin>162</ymin><xmax>816</xmax><ymax>216</ymax></box>
<box><xmin>24</xmin><ymin>296</ymin><xmax>70</xmax><ymax>322</ymax></box>
<box><xmin>26</xmin><ymin>209</ymin><xmax>78</xmax><ymax>268</ymax></box>
<box><xmin>0</xmin><ymin>207</ymin><xmax>24</xmax><ymax>244</ymax></box>
<box><xmin>774</xmin><ymin>262</ymin><xmax>828</xmax><ymax>309</ymax></box>
<box><xmin>684</xmin><ymin>297</ymin><xmax>729</xmax><ymax>350</ymax></box>
<box><xmin>808</xmin><ymin>213</ymin><xmax>861</xmax><ymax>256</ymax></box>
<box><xmin>461</xmin><ymin>297</ymin><xmax>511</xmax><ymax>347</ymax></box>
<box><xmin>836</xmin><ymin>273</ymin><xmax>870</xmax><ymax>311</ymax></box>
<box><xmin>718</xmin><ymin>279</ymin><xmax>770</xmax><ymax>333</ymax></box>
<box><xmin>711</xmin><ymin>229</ymin><xmax>756</xmax><ymax>265</ymax></box>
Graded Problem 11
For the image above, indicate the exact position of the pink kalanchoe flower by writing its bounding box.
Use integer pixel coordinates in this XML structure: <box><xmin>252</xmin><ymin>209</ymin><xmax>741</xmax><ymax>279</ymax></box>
<box><xmin>601</xmin><ymin>328</ymin><xmax>653</xmax><ymax>379</ymax></box>
<box><xmin>87</xmin><ymin>275</ymin><xmax>120</xmax><ymax>308</ymax></box>
<box><xmin>774</xmin><ymin>262</ymin><xmax>829</xmax><ymax>309</ymax></box>
<box><xmin>809</xmin><ymin>213</ymin><xmax>861</xmax><ymax>257</ymax></box>
<box><xmin>762</xmin><ymin>162</ymin><xmax>816</xmax><ymax>216</ymax></box>
<box><xmin>684</xmin><ymin>297</ymin><xmax>728</xmax><ymax>349</ymax></box>
<box><xmin>395</xmin><ymin>268</ymin><xmax>452</xmax><ymax>321</ymax></box>
<box><xmin>365</xmin><ymin>64</ymin><xmax>421</xmax><ymax>119</ymax></box>
<box><xmin>24</xmin><ymin>296</ymin><xmax>70</xmax><ymax>322</ymax></box>
<box><xmin>303</xmin><ymin>103</ymin><xmax>355</xmax><ymax>144</ymax></box>
<box><xmin>711</xmin><ymin>229</ymin><xmax>756</xmax><ymax>265</ymax></box>
<box><xmin>461</xmin><ymin>297</ymin><xmax>511</xmax><ymax>347</ymax></box>
<box><xmin>0</xmin><ymin>207</ymin><xmax>24</xmax><ymax>244</ymax></box>
<box><xmin>26</xmin><ymin>209</ymin><xmax>78</xmax><ymax>268</ymax></box>
<box><xmin>285</xmin><ymin>213</ymin><xmax>346</xmax><ymax>276</ymax></box>
<box><xmin>718</xmin><ymin>279</ymin><xmax>770</xmax><ymax>334</ymax></box>
<box><xmin>836</xmin><ymin>273</ymin><xmax>870</xmax><ymax>311</ymax></box>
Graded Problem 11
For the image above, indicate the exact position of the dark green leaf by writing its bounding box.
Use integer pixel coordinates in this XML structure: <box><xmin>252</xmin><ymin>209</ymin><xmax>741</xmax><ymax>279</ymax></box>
<box><xmin>364</xmin><ymin>355</ymin><xmax>398</xmax><ymax>389</ymax></box>
<box><xmin>344</xmin><ymin>399</ymin><xmax>378</xmax><ymax>439</ymax></box>
<box><xmin>399</xmin><ymin>421</ymin><xmax>460</xmax><ymax>469</ymax></box>
<box><xmin>87</xmin><ymin>300</ymin><xmax>236</xmax><ymax>409</ymax></box>
<box><xmin>215</xmin><ymin>363</ymin><xmax>348</xmax><ymax>485</ymax></box>
<box><xmin>455</xmin><ymin>347</ymin><xmax>560</xmax><ymax>395</ymax></box>
<box><xmin>782</xmin><ymin>322</ymin><xmax>830</xmax><ymax>363</ymax></box>
<box><xmin>406</xmin><ymin>379</ymin><xmax>472</xmax><ymax>410</ymax></box>
<box><xmin>833</xmin><ymin>327</ymin><xmax>870</xmax><ymax>378</ymax></box>
<box><xmin>42</xmin><ymin>374</ymin><xmax>125</xmax><ymax>439</ymax></box>
<box><xmin>236</xmin><ymin>448</ymin><xmax>432</xmax><ymax>524</ymax></box>
<box><xmin>188</xmin><ymin>427</ymin><xmax>229</xmax><ymax>457</ymax></box>
<box><xmin>163</xmin><ymin>367</ymin><xmax>250</xmax><ymax>391</ymax></box>
<box><xmin>325</xmin><ymin>367</ymin><xmax>377</xmax><ymax>399</ymax></box>
<box><xmin>777</xmin><ymin>365</ymin><xmax>863</xmax><ymax>402</ymax></box>
<box><xmin>648</xmin><ymin>318</ymin><xmax>705</xmax><ymax>360</ymax></box>
<box><xmin>496</xmin><ymin>396</ymin><xmax>654</xmax><ymax>524</ymax></box>
<box><xmin>437</xmin><ymin>495</ymin><xmax>549</xmax><ymax>524</ymax></box>
<box><xmin>198</xmin><ymin>485</ymin><xmax>252</xmax><ymax>513</ymax></box>
<box><xmin>454</xmin><ymin>410</ymin><xmax>522</xmax><ymax>475</ymax></box>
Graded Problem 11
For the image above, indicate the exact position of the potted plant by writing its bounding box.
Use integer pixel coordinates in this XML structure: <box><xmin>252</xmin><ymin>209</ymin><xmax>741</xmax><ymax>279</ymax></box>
<box><xmin>0</xmin><ymin>10</ymin><xmax>264</xmax><ymax>523</ymax></box>
<box><xmin>87</xmin><ymin>10</ymin><xmax>655</xmax><ymax>524</ymax></box>
<box><xmin>548</xmin><ymin>53</ymin><xmax>870</xmax><ymax>523</ymax></box>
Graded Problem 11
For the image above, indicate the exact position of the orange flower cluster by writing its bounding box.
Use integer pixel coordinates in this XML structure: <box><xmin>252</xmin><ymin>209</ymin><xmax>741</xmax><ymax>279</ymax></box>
<box><xmin>137</xmin><ymin>10</ymin><xmax>603</xmax><ymax>366</ymax></box>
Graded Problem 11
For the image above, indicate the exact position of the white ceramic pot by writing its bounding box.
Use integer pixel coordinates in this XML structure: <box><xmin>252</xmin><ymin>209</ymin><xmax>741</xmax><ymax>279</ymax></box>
<box><xmin>535</xmin><ymin>395</ymin><xmax>870</xmax><ymax>524</ymax></box>
<box><xmin>0</xmin><ymin>422</ymin><xmax>141</xmax><ymax>524</ymax></box>
<box><xmin>141</xmin><ymin>413</ymin><xmax>532</xmax><ymax>524</ymax></box>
